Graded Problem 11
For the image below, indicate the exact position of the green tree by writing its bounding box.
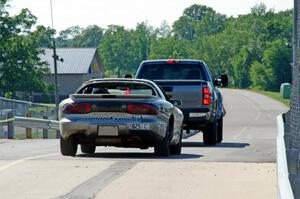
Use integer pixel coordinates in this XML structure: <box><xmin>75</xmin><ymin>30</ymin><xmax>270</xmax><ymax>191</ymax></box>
<box><xmin>71</xmin><ymin>25</ymin><xmax>103</xmax><ymax>47</ymax></box>
<box><xmin>149</xmin><ymin>37</ymin><xmax>176</xmax><ymax>59</ymax></box>
<box><xmin>262</xmin><ymin>39</ymin><xmax>291</xmax><ymax>90</ymax></box>
<box><xmin>30</xmin><ymin>25</ymin><xmax>54</xmax><ymax>48</ymax></box>
<box><xmin>0</xmin><ymin>0</ymin><xmax>51</xmax><ymax>98</ymax></box>
<box><xmin>99</xmin><ymin>25</ymin><xmax>135</xmax><ymax>77</ymax></box>
<box><xmin>249</xmin><ymin>40</ymin><xmax>292</xmax><ymax>91</ymax></box>
<box><xmin>173</xmin><ymin>16</ymin><xmax>195</xmax><ymax>40</ymax></box>
<box><xmin>156</xmin><ymin>20</ymin><xmax>172</xmax><ymax>38</ymax></box>
<box><xmin>231</xmin><ymin>46</ymin><xmax>254</xmax><ymax>88</ymax></box>
<box><xmin>250</xmin><ymin>61</ymin><xmax>272</xmax><ymax>90</ymax></box>
<box><xmin>56</xmin><ymin>26</ymin><xmax>82</xmax><ymax>47</ymax></box>
<box><xmin>131</xmin><ymin>22</ymin><xmax>153</xmax><ymax>69</ymax></box>
<box><xmin>173</xmin><ymin>4</ymin><xmax>226</xmax><ymax>40</ymax></box>
<box><xmin>251</xmin><ymin>3</ymin><xmax>267</xmax><ymax>16</ymax></box>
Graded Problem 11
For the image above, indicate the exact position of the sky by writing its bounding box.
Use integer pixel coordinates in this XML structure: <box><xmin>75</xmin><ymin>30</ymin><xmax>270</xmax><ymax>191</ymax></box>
<box><xmin>8</xmin><ymin>0</ymin><xmax>293</xmax><ymax>32</ymax></box>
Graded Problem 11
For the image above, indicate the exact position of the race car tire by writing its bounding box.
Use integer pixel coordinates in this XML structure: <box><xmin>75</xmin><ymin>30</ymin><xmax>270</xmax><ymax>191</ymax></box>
<box><xmin>154</xmin><ymin>125</ymin><xmax>170</xmax><ymax>157</ymax></box>
<box><xmin>60</xmin><ymin>136</ymin><xmax>77</xmax><ymax>156</ymax></box>
<box><xmin>81</xmin><ymin>144</ymin><xmax>96</xmax><ymax>154</ymax></box>
<box><xmin>203</xmin><ymin>121</ymin><xmax>217</xmax><ymax>145</ymax></box>
<box><xmin>217</xmin><ymin>117</ymin><xmax>223</xmax><ymax>143</ymax></box>
<box><xmin>170</xmin><ymin>129</ymin><xmax>182</xmax><ymax>155</ymax></box>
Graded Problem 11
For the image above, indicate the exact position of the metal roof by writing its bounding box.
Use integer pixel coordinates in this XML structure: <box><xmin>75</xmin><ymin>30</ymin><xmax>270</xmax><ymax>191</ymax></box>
<box><xmin>39</xmin><ymin>48</ymin><xmax>97</xmax><ymax>74</ymax></box>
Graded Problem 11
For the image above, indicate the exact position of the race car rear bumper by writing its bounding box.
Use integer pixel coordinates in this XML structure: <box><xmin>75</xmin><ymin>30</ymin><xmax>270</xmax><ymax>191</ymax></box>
<box><xmin>59</xmin><ymin>115</ymin><xmax>168</xmax><ymax>146</ymax></box>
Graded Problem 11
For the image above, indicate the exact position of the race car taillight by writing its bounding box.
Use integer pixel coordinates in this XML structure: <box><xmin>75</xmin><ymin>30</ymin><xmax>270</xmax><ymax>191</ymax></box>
<box><xmin>202</xmin><ymin>87</ymin><xmax>211</xmax><ymax>105</ymax></box>
<box><xmin>63</xmin><ymin>103</ymin><xmax>91</xmax><ymax>114</ymax></box>
<box><xmin>127</xmin><ymin>103</ymin><xmax>158</xmax><ymax>115</ymax></box>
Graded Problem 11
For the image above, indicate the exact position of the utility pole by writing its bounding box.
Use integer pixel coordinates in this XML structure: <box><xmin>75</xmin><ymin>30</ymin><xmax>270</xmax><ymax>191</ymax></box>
<box><xmin>50</xmin><ymin>0</ymin><xmax>63</xmax><ymax>119</ymax></box>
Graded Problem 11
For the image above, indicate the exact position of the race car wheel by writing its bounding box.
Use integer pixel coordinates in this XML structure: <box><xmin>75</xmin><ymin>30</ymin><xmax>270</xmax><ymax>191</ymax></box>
<box><xmin>203</xmin><ymin>121</ymin><xmax>217</xmax><ymax>145</ymax></box>
<box><xmin>170</xmin><ymin>129</ymin><xmax>182</xmax><ymax>155</ymax></box>
<box><xmin>217</xmin><ymin>117</ymin><xmax>223</xmax><ymax>143</ymax></box>
<box><xmin>81</xmin><ymin>144</ymin><xmax>96</xmax><ymax>154</ymax></box>
<box><xmin>154</xmin><ymin>125</ymin><xmax>171</xmax><ymax>157</ymax></box>
<box><xmin>60</xmin><ymin>136</ymin><xmax>77</xmax><ymax>156</ymax></box>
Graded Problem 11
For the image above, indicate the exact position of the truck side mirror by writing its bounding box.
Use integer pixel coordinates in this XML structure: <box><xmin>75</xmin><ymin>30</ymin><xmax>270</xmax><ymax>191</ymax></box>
<box><xmin>221</xmin><ymin>74</ymin><xmax>228</xmax><ymax>87</ymax></box>
<box><xmin>125</xmin><ymin>74</ymin><xmax>132</xmax><ymax>78</ymax></box>
<box><xmin>213</xmin><ymin>79</ymin><xmax>219</xmax><ymax>87</ymax></box>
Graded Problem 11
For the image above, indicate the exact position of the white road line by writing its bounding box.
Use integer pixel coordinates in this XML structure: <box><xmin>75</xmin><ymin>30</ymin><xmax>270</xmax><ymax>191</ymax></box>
<box><xmin>233</xmin><ymin>91</ymin><xmax>262</xmax><ymax>140</ymax></box>
<box><xmin>0</xmin><ymin>153</ymin><xmax>59</xmax><ymax>172</ymax></box>
<box><xmin>233</xmin><ymin>127</ymin><xmax>248</xmax><ymax>140</ymax></box>
<box><xmin>241</xmin><ymin>92</ymin><xmax>262</xmax><ymax>121</ymax></box>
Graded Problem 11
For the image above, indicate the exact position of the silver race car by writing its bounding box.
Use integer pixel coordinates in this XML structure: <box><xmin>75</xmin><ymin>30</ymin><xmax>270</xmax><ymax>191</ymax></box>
<box><xmin>59</xmin><ymin>78</ymin><xmax>184</xmax><ymax>157</ymax></box>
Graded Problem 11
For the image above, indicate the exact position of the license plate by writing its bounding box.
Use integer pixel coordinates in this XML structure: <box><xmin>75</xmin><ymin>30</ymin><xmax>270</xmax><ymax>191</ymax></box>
<box><xmin>189</xmin><ymin>113</ymin><xmax>206</xmax><ymax>117</ymax></box>
<box><xmin>98</xmin><ymin>126</ymin><xmax>118</xmax><ymax>136</ymax></box>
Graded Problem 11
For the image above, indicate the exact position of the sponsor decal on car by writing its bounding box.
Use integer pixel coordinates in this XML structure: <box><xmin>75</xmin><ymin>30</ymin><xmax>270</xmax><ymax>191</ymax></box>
<box><xmin>74</xmin><ymin>116</ymin><xmax>143</xmax><ymax>123</ymax></box>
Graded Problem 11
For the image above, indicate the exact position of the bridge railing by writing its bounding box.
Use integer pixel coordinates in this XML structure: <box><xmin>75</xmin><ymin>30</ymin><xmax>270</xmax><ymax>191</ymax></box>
<box><xmin>277</xmin><ymin>114</ymin><xmax>294</xmax><ymax>199</ymax></box>
<box><xmin>2</xmin><ymin>116</ymin><xmax>60</xmax><ymax>139</ymax></box>
<box><xmin>0</xmin><ymin>97</ymin><xmax>57</xmax><ymax>138</ymax></box>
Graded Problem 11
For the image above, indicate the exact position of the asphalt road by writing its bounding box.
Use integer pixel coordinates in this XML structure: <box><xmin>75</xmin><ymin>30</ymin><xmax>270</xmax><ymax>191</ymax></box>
<box><xmin>0</xmin><ymin>89</ymin><xmax>288</xmax><ymax>199</ymax></box>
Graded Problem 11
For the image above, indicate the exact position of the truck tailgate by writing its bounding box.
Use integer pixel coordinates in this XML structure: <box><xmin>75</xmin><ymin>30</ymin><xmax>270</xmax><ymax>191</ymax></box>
<box><xmin>154</xmin><ymin>80</ymin><xmax>207</xmax><ymax>109</ymax></box>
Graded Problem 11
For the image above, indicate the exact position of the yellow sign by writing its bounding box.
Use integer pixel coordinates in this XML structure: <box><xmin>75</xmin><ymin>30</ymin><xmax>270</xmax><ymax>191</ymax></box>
<box><xmin>92</xmin><ymin>63</ymin><xmax>99</xmax><ymax>73</ymax></box>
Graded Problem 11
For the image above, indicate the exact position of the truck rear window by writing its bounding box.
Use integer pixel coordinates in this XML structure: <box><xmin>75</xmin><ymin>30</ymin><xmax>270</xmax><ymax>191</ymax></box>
<box><xmin>138</xmin><ymin>64</ymin><xmax>207</xmax><ymax>80</ymax></box>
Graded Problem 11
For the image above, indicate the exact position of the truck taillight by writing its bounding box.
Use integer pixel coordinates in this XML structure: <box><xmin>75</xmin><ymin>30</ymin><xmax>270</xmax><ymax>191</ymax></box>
<box><xmin>63</xmin><ymin>103</ymin><xmax>91</xmax><ymax>114</ymax></box>
<box><xmin>166</xmin><ymin>59</ymin><xmax>177</xmax><ymax>64</ymax></box>
<box><xmin>202</xmin><ymin>87</ymin><xmax>211</xmax><ymax>105</ymax></box>
<box><xmin>127</xmin><ymin>103</ymin><xmax>158</xmax><ymax>115</ymax></box>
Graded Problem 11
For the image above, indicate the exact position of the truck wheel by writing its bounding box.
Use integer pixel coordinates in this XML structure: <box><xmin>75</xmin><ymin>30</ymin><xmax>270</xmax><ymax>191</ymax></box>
<box><xmin>60</xmin><ymin>136</ymin><xmax>77</xmax><ymax>156</ymax></box>
<box><xmin>217</xmin><ymin>117</ymin><xmax>223</xmax><ymax>143</ymax></box>
<box><xmin>81</xmin><ymin>144</ymin><xmax>96</xmax><ymax>154</ymax></box>
<box><xmin>170</xmin><ymin>130</ymin><xmax>183</xmax><ymax>155</ymax></box>
<box><xmin>154</xmin><ymin>125</ymin><xmax>170</xmax><ymax>157</ymax></box>
<box><xmin>203</xmin><ymin>122</ymin><xmax>217</xmax><ymax>145</ymax></box>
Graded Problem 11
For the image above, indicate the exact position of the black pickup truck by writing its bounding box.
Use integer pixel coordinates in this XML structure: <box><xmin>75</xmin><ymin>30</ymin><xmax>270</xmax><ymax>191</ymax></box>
<box><xmin>135</xmin><ymin>59</ymin><xmax>228</xmax><ymax>145</ymax></box>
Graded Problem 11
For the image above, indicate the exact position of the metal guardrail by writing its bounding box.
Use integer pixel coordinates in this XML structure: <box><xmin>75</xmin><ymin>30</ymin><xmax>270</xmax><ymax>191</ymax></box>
<box><xmin>13</xmin><ymin>116</ymin><xmax>59</xmax><ymax>130</ymax></box>
<box><xmin>0</xmin><ymin>97</ymin><xmax>57</xmax><ymax>138</ymax></box>
<box><xmin>0</xmin><ymin>117</ymin><xmax>15</xmax><ymax>123</ymax></box>
<box><xmin>0</xmin><ymin>116</ymin><xmax>60</xmax><ymax>139</ymax></box>
<box><xmin>277</xmin><ymin>114</ymin><xmax>294</xmax><ymax>199</ymax></box>
<box><xmin>0</xmin><ymin>97</ymin><xmax>51</xmax><ymax>107</ymax></box>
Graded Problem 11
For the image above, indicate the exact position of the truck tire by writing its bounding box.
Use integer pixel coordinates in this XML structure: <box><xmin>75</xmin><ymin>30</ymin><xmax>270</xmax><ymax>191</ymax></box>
<box><xmin>60</xmin><ymin>136</ymin><xmax>77</xmax><ymax>156</ymax></box>
<box><xmin>217</xmin><ymin>117</ymin><xmax>223</xmax><ymax>143</ymax></box>
<box><xmin>154</xmin><ymin>125</ymin><xmax>170</xmax><ymax>157</ymax></box>
<box><xmin>203</xmin><ymin>122</ymin><xmax>217</xmax><ymax>145</ymax></box>
<box><xmin>81</xmin><ymin>144</ymin><xmax>96</xmax><ymax>154</ymax></box>
<box><xmin>170</xmin><ymin>130</ymin><xmax>182</xmax><ymax>155</ymax></box>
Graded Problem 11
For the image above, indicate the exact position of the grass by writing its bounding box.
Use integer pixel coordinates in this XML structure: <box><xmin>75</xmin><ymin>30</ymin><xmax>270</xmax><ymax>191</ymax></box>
<box><xmin>251</xmin><ymin>89</ymin><xmax>290</xmax><ymax>107</ymax></box>
<box><xmin>28</xmin><ymin>106</ymin><xmax>56</xmax><ymax>119</ymax></box>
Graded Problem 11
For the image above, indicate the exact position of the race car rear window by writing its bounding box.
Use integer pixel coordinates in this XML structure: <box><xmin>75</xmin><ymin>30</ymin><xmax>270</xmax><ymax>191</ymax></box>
<box><xmin>139</xmin><ymin>64</ymin><xmax>207</xmax><ymax>80</ymax></box>
<box><xmin>77</xmin><ymin>82</ymin><xmax>156</xmax><ymax>96</ymax></box>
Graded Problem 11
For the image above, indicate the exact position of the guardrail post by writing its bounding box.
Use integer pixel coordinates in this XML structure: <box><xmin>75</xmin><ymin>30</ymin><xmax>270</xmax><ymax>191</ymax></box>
<box><xmin>56</xmin><ymin>130</ymin><xmax>60</xmax><ymax>139</ymax></box>
<box><xmin>7</xmin><ymin>112</ymin><xmax>14</xmax><ymax>139</ymax></box>
<box><xmin>43</xmin><ymin>115</ymin><xmax>48</xmax><ymax>139</ymax></box>
<box><xmin>25</xmin><ymin>113</ymin><xmax>32</xmax><ymax>139</ymax></box>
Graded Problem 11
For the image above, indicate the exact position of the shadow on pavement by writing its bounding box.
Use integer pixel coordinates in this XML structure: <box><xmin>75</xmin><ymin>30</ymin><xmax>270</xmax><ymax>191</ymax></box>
<box><xmin>77</xmin><ymin>152</ymin><xmax>202</xmax><ymax>160</ymax></box>
<box><xmin>183</xmin><ymin>142</ymin><xmax>250</xmax><ymax>148</ymax></box>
